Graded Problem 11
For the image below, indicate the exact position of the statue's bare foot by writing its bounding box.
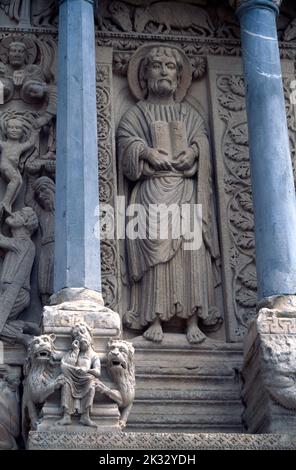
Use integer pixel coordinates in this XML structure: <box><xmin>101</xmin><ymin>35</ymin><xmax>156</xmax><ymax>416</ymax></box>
<box><xmin>143</xmin><ymin>318</ymin><xmax>164</xmax><ymax>343</ymax></box>
<box><xmin>186</xmin><ymin>316</ymin><xmax>206</xmax><ymax>344</ymax></box>
<box><xmin>56</xmin><ymin>414</ymin><xmax>72</xmax><ymax>426</ymax></box>
<box><xmin>80</xmin><ymin>415</ymin><xmax>97</xmax><ymax>428</ymax></box>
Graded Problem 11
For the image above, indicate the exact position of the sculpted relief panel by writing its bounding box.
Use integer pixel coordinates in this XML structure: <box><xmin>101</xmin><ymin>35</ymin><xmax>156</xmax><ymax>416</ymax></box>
<box><xmin>0</xmin><ymin>1</ymin><xmax>57</xmax><ymax>28</ymax></box>
<box><xmin>96</xmin><ymin>0</ymin><xmax>296</xmax><ymax>45</ymax></box>
<box><xmin>0</xmin><ymin>34</ymin><xmax>57</xmax><ymax>346</ymax></box>
<box><xmin>96</xmin><ymin>48</ymin><xmax>120</xmax><ymax>311</ymax></box>
<box><xmin>208</xmin><ymin>56</ymin><xmax>296</xmax><ymax>341</ymax></box>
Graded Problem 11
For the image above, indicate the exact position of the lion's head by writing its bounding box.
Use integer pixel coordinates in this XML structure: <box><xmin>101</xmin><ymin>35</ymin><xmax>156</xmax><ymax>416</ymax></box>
<box><xmin>107</xmin><ymin>340</ymin><xmax>135</xmax><ymax>388</ymax></box>
<box><xmin>25</xmin><ymin>334</ymin><xmax>57</xmax><ymax>374</ymax></box>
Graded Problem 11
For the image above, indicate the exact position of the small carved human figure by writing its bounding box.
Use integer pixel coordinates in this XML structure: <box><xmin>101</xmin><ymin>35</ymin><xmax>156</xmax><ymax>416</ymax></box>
<box><xmin>118</xmin><ymin>45</ymin><xmax>221</xmax><ymax>344</ymax></box>
<box><xmin>0</xmin><ymin>117</ymin><xmax>38</xmax><ymax>215</ymax></box>
<box><xmin>57</xmin><ymin>323</ymin><xmax>101</xmax><ymax>428</ymax></box>
<box><xmin>0</xmin><ymin>40</ymin><xmax>47</xmax><ymax>103</ymax></box>
<box><xmin>25</xmin><ymin>173</ymin><xmax>55</xmax><ymax>305</ymax></box>
<box><xmin>0</xmin><ymin>207</ymin><xmax>39</xmax><ymax>345</ymax></box>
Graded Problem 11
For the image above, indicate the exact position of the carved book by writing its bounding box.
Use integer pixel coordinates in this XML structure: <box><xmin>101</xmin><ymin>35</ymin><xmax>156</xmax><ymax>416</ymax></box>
<box><xmin>151</xmin><ymin>121</ymin><xmax>187</xmax><ymax>161</ymax></box>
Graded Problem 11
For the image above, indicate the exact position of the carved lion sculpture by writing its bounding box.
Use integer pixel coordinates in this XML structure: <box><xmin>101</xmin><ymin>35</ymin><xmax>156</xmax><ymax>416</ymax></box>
<box><xmin>22</xmin><ymin>334</ymin><xmax>63</xmax><ymax>436</ymax></box>
<box><xmin>97</xmin><ymin>339</ymin><xmax>135</xmax><ymax>428</ymax></box>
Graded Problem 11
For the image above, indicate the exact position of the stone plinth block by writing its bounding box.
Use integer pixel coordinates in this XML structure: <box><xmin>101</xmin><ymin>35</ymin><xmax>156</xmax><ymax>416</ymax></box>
<box><xmin>242</xmin><ymin>296</ymin><xmax>296</xmax><ymax>433</ymax></box>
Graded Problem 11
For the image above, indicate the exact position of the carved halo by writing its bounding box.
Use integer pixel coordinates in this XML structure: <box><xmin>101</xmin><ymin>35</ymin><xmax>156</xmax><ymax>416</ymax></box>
<box><xmin>127</xmin><ymin>43</ymin><xmax>192</xmax><ymax>102</ymax></box>
<box><xmin>0</xmin><ymin>36</ymin><xmax>38</xmax><ymax>65</ymax></box>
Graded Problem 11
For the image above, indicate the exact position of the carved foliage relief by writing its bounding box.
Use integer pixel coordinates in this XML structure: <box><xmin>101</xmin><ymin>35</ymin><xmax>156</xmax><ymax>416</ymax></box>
<box><xmin>216</xmin><ymin>72</ymin><xmax>256</xmax><ymax>339</ymax></box>
<box><xmin>209</xmin><ymin>57</ymin><xmax>296</xmax><ymax>341</ymax></box>
<box><xmin>96</xmin><ymin>57</ymin><xmax>119</xmax><ymax>311</ymax></box>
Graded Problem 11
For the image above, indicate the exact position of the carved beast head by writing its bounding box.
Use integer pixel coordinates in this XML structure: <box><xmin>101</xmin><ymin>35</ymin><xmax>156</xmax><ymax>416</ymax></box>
<box><xmin>24</xmin><ymin>334</ymin><xmax>57</xmax><ymax>375</ymax></box>
<box><xmin>107</xmin><ymin>339</ymin><xmax>135</xmax><ymax>377</ymax></box>
<box><xmin>109</xmin><ymin>1</ymin><xmax>132</xmax><ymax>32</ymax></box>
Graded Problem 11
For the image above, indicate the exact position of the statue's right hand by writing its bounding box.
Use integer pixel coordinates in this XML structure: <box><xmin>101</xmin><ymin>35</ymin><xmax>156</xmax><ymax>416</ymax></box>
<box><xmin>142</xmin><ymin>147</ymin><xmax>173</xmax><ymax>171</ymax></box>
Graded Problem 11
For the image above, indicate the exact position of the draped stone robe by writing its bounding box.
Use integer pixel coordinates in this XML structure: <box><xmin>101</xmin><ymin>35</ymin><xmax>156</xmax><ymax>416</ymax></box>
<box><xmin>118</xmin><ymin>100</ymin><xmax>220</xmax><ymax>330</ymax></box>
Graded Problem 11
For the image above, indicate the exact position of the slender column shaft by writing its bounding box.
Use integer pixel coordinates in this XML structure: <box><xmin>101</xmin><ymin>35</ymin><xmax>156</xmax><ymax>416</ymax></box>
<box><xmin>235</xmin><ymin>0</ymin><xmax>296</xmax><ymax>299</ymax></box>
<box><xmin>55</xmin><ymin>0</ymin><xmax>101</xmax><ymax>292</ymax></box>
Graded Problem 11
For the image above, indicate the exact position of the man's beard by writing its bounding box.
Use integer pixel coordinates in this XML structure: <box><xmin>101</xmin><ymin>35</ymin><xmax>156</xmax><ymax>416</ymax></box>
<box><xmin>148</xmin><ymin>78</ymin><xmax>177</xmax><ymax>97</ymax></box>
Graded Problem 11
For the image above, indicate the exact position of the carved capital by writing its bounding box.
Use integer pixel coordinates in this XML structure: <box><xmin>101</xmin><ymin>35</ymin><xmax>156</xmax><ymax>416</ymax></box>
<box><xmin>229</xmin><ymin>0</ymin><xmax>282</xmax><ymax>12</ymax></box>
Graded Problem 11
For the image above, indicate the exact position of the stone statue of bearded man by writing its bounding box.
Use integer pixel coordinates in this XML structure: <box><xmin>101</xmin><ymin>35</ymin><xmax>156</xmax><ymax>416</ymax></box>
<box><xmin>118</xmin><ymin>45</ymin><xmax>222</xmax><ymax>344</ymax></box>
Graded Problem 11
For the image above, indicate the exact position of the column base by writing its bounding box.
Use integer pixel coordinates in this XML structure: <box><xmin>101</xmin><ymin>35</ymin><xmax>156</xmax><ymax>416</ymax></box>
<box><xmin>243</xmin><ymin>295</ymin><xmax>296</xmax><ymax>433</ymax></box>
<box><xmin>44</xmin><ymin>288</ymin><xmax>121</xmax><ymax>351</ymax></box>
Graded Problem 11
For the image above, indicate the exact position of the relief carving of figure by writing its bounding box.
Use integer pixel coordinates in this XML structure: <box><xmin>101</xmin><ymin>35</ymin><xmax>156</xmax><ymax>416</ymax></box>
<box><xmin>0</xmin><ymin>207</ymin><xmax>39</xmax><ymax>345</ymax></box>
<box><xmin>0</xmin><ymin>114</ymin><xmax>38</xmax><ymax>216</ymax></box>
<box><xmin>57</xmin><ymin>323</ymin><xmax>101</xmax><ymax>428</ymax></box>
<box><xmin>25</xmin><ymin>173</ymin><xmax>55</xmax><ymax>305</ymax></box>
<box><xmin>134</xmin><ymin>2</ymin><xmax>214</xmax><ymax>35</ymax></box>
<box><xmin>0</xmin><ymin>366</ymin><xmax>20</xmax><ymax>450</ymax></box>
<box><xmin>0</xmin><ymin>40</ymin><xmax>47</xmax><ymax>104</ymax></box>
<box><xmin>118</xmin><ymin>45</ymin><xmax>221</xmax><ymax>344</ymax></box>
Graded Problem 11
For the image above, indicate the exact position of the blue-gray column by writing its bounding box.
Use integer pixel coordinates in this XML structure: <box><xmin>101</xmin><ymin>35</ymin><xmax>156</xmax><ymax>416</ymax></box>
<box><xmin>55</xmin><ymin>0</ymin><xmax>101</xmax><ymax>292</ymax></box>
<box><xmin>235</xmin><ymin>0</ymin><xmax>296</xmax><ymax>300</ymax></box>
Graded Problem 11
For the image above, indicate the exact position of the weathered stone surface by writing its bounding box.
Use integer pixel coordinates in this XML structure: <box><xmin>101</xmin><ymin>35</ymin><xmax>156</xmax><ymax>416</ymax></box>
<box><xmin>0</xmin><ymin>207</ymin><xmax>39</xmax><ymax>345</ymax></box>
<box><xmin>22</xmin><ymin>291</ymin><xmax>134</xmax><ymax>439</ymax></box>
<box><xmin>2</xmin><ymin>0</ymin><xmax>296</xmax><ymax>447</ymax></box>
<box><xmin>28</xmin><ymin>430</ymin><xmax>296</xmax><ymax>450</ymax></box>
<box><xmin>25</xmin><ymin>174</ymin><xmax>55</xmax><ymax>306</ymax></box>
<box><xmin>127</xmin><ymin>335</ymin><xmax>244</xmax><ymax>433</ymax></box>
<box><xmin>49</xmin><ymin>287</ymin><xmax>104</xmax><ymax>306</ymax></box>
<box><xmin>0</xmin><ymin>32</ymin><xmax>57</xmax><ymax>333</ymax></box>
<box><xmin>44</xmin><ymin>291</ymin><xmax>121</xmax><ymax>336</ymax></box>
<box><xmin>0</xmin><ymin>365</ymin><xmax>21</xmax><ymax>450</ymax></box>
<box><xmin>208</xmin><ymin>54</ymin><xmax>296</xmax><ymax>340</ymax></box>
<box><xmin>22</xmin><ymin>334</ymin><xmax>63</xmax><ymax>435</ymax></box>
<box><xmin>243</xmin><ymin>301</ymin><xmax>296</xmax><ymax>433</ymax></box>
